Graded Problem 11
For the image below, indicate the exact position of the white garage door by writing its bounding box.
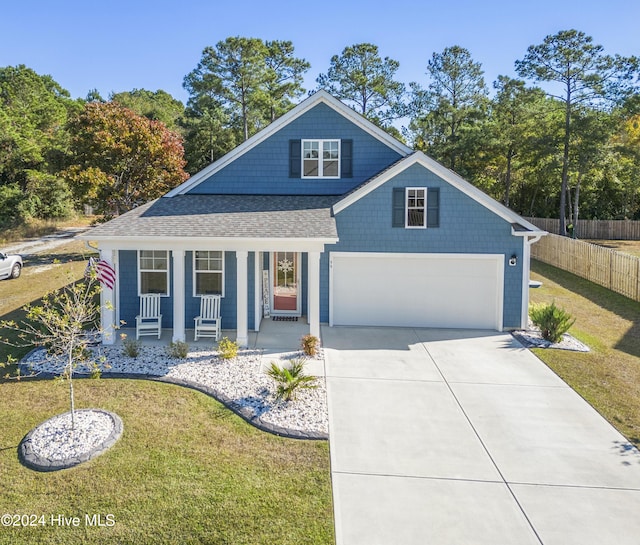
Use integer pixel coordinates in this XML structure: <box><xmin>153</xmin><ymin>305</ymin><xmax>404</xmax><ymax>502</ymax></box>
<box><xmin>330</xmin><ymin>252</ymin><xmax>504</xmax><ymax>330</ymax></box>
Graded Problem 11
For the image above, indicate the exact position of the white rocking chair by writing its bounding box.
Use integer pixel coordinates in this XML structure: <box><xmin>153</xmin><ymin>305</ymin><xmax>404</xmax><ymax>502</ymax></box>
<box><xmin>135</xmin><ymin>294</ymin><xmax>162</xmax><ymax>339</ymax></box>
<box><xmin>194</xmin><ymin>295</ymin><xmax>221</xmax><ymax>341</ymax></box>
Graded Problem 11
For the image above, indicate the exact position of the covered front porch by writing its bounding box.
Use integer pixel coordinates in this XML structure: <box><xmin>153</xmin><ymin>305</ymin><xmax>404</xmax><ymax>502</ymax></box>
<box><xmin>79</xmin><ymin>194</ymin><xmax>339</xmax><ymax>348</ymax></box>
<box><xmin>97</xmin><ymin>244</ymin><xmax>328</xmax><ymax>347</ymax></box>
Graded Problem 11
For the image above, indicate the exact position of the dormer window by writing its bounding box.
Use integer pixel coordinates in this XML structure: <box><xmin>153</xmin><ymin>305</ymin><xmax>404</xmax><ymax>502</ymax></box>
<box><xmin>289</xmin><ymin>139</ymin><xmax>352</xmax><ymax>179</ymax></box>
<box><xmin>302</xmin><ymin>139</ymin><xmax>340</xmax><ymax>178</ymax></box>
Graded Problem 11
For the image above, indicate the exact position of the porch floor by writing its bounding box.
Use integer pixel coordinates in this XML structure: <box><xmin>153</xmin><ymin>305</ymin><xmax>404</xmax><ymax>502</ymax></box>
<box><xmin>115</xmin><ymin>316</ymin><xmax>312</xmax><ymax>353</ymax></box>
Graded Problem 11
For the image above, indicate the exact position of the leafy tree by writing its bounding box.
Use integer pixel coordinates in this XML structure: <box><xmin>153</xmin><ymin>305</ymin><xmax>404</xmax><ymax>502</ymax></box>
<box><xmin>316</xmin><ymin>43</ymin><xmax>406</xmax><ymax>128</ymax></box>
<box><xmin>516</xmin><ymin>29</ymin><xmax>639</xmax><ymax>235</ymax></box>
<box><xmin>85</xmin><ymin>88</ymin><xmax>105</xmax><ymax>103</ymax></box>
<box><xmin>0</xmin><ymin>65</ymin><xmax>79</xmax><ymax>186</ymax></box>
<box><xmin>263</xmin><ymin>40</ymin><xmax>310</xmax><ymax>122</ymax></box>
<box><xmin>184</xmin><ymin>37</ymin><xmax>267</xmax><ymax>142</ymax></box>
<box><xmin>566</xmin><ymin>108</ymin><xmax>617</xmax><ymax>231</ymax></box>
<box><xmin>0</xmin><ymin>183</ymin><xmax>24</xmax><ymax>228</ymax></box>
<box><xmin>1</xmin><ymin>273</ymin><xmax>103</xmax><ymax>429</ymax></box>
<box><xmin>183</xmin><ymin>37</ymin><xmax>309</xmax><ymax>142</ymax></box>
<box><xmin>603</xmin><ymin>109</ymin><xmax>640</xmax><ymax>219</ymax></box>
<box><xmin>182</xmin><ymin>97</ymin><xmax>236</xmax><ymax>174</ymax></box>
<box><xmin>65</xmin><ymin>102</ymin><xmax>188</xmax><ymax>217</ymax></box>
<box><xmin>486</xmin><ymin>77</ymin><xmax>547</xmax><ymax>206</ymax></box>
<box><xmin>111</xmin><ymin>88</ymin><xmax>185</xmax><ymax>132</ymax></box>
<box><xmin>19</xmin><ymin>170</ymin><xmax>74</xmax><ymax>220</ymax></box>
<box><xmin>408</xmin><ymin>45</ymin><xmax>489</xmax><ymax>178</ymax></box>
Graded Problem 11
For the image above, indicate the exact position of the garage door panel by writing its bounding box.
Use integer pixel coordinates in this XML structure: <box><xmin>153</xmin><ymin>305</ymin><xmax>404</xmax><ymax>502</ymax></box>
<box><xmin>331</xmin><ymin>253</ymin><xmax>503</xmax><ymax>330</ymax></box>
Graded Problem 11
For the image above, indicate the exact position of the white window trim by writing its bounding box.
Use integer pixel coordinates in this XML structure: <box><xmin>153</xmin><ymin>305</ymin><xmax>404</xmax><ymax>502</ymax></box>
<box><xmin>192</xmin><ymin>250</ymin><xmax>225</xmax><ymax>297</ymax></box>
<box><xmin>138</xmin><ymin>250</ymin><xmax>170</xmax><ymax>296</ymax></box>
<box><xmin>301</xmin><ymin>139</ymin><xmax>341</xmax><ymax>179</ymax></box>
<box><xmin>405</xmin><ymin>187</ymin><xmax>427</xmax><ymax>229</ymax></box>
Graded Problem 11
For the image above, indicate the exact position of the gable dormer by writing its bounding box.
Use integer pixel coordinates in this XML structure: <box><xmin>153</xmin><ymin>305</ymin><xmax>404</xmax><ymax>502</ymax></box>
<box><xmin>166</xmin><ymin>91</ymin><xmax>410</xmax><ymax>197</ymax></box>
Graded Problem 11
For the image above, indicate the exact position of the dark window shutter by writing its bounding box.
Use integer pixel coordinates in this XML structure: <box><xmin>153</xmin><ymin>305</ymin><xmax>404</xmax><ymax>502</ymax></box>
<box><xmin>392</xmin><ymin>187</ymin><xmax>405</xmax><ymax>227</ymax></box>
<box><xmin>341</xmin><ymin>139</ymin><xmax>353</xmax><ymax>178</ymax></box>
<box><xmin>427</xmin><ymin>187</ymin><xmax>440</xmax><ymax>228</ymax></box>
<box><xmin>289</xmin><ymin>139</ymin><xmax>301</xmax><ymax>178</ymax></box>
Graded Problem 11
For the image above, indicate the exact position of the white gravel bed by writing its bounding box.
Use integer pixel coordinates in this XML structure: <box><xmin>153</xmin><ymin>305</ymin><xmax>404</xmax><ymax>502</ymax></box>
<box><xmin>29</xmin><ymin>410</ymin><xmax>115</xmax><ymax>462</ymax></box>
<box><xmin>512</xmin><ymin>325</ymin><xmax>590</xmax><ymax>352</ymax></box>
<box><xmin>23</xmin><ymin>345</ymin><xmax>328</xmax><ymax>435</ymax></box>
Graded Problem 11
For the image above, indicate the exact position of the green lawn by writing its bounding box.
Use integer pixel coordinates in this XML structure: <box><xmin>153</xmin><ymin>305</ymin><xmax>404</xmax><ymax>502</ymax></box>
<box><xmin>0</xmin><ymin>378</ymin><xmax>334</xmax><ymax>545</ymax></box>
<box><xmin>530</xmin><ymin>259</ymin><xmax>640</xmax><ymax>447</ymax></box>
<box><xmin>0</xmin><ymin>237</ymin><xmax>333</xmax><ymax>544</ymax></box>
<box><xmin>0</xmin><ymin>240</ymin><xmax>94</xmax><ymax>370</ymax></box>
<box><xmin>585</xmin><ymin>239</ymin><xmax>640</xmax><ymax>257</ymax></box>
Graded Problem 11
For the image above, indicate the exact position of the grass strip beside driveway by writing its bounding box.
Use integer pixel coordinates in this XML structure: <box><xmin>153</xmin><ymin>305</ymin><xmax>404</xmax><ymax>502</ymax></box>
<box><xmin>530</xmin><ymin>259</ymin><xmax>640</xmax><ymax>448</ymax></box>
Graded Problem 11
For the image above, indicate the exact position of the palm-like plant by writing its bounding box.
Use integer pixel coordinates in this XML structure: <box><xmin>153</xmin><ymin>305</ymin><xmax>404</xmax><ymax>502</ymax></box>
<box><xmin>529</xmin><ymin>301</ymin><xmax>575</xmax><ymax>343</ymax></box>
<box><xmin>267</xmin><ymin>359</ymin><xmax>317</xmax><ymax>402</ymax></box>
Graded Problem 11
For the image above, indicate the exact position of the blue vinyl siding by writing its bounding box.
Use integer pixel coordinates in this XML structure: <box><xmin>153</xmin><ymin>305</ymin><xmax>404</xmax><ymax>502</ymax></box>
<box><xmin>118</xmin><ymin>250</ymin><xmax>175</xmax><ymax>329</ymax></box>
<box><xmin>120</xmin><ymin>250</ymin><xmax>255</xmax><ymax>333</ymax></box>
<box><xmin>320</xmin><ymin>163</ymin><xmax>525</xmax><ymax>328</ymax></box>
<box><xmin>187</xmin><ymin>103</ymin><xmax>402</xmax><ymax>195</ymax></box>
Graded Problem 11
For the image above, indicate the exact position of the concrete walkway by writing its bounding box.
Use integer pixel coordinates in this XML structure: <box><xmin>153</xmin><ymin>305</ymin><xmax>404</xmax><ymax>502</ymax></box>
<box><xmin>322</xmin><ymin>326</ymin><xmax>640</xmax><ymax>545</ymax></box>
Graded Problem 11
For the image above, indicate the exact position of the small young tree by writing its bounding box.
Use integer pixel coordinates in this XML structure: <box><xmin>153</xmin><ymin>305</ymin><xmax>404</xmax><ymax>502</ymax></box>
<box><xmin>0</xmin><ymin>274</ymin><xmax>103</xmax><ymax>430</ymax></box>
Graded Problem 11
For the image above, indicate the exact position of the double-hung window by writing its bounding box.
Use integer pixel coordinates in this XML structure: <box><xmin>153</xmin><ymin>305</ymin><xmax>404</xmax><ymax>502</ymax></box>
<box><xmin>138</xmin><ymin>250</ymin><xmax>169</xmax><ymax>295</ymax></box>
<box><xmin>406</xmin><ymin>187</ymin><xmax>427</xmax><ymax>228</ymax></box>
<box><xmin>302</xmin><ymin>139</ymin><xmax>340</xmax><ymax>178</ymax></box>
<box><xmin>194</xmin><ymin>251</ymin><xmax>224</xmax><ymax>296</ymax></box>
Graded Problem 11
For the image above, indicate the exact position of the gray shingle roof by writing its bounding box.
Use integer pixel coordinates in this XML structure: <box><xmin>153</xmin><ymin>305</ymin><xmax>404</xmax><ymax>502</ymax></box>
<box><xmin>83</xmin><ymin>195</ymin><xmax>338</xmax><ymax>240</ymax></box>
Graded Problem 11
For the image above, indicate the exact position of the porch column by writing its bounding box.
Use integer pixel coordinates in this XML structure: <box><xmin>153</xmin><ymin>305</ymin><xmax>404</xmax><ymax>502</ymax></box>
<box><xmin>308</xmin><ymin>251</ymin><xmax>321</xmax><ymax>339</ymax></box>
<box><xmin>99</xmin><ymin>248</ymin><xmax>116</xmax><ymax>345</ymax></box>
<box><xmin>172</xmin><ymin>249</ymin><xmax>186</xmax><ymax>342</ymax></box>
<box><xmin>236</xmin><ymin>250</ymin><xmax>249</xmax><ymax>347</ymax></box>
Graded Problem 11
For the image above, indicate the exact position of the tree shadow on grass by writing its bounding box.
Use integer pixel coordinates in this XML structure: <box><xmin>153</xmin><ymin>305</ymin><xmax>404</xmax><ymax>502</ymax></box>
<box><xmin>531</xmin><ymin>260</ymin><xmax>640</xmax><ymax>359</ymax></box>
<box><xmin>23</xmin><ymin>251</ymin><xmax>87</xmax><ymax>269</ymax></box>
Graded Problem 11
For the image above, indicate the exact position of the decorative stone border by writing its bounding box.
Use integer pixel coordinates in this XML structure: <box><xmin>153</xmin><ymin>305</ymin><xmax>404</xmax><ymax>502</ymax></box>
<box><xmin>18</xmin><ymin>369</ymin><xmax>329</xmax><ymax>441</ymax></box>
<box><xmin>19</xmin><ymin>409</ymin><xmax>124</xmax><ymax>472</ymax></box>
<box><xmin>151</xmin><ymin>375</ymin><xmax>329</xmax><ymax>440</ymax></box>
<box><xmin>20</xmin><ymin>343</ymin><xmax>329</xmax><ymax>441</ymax></box>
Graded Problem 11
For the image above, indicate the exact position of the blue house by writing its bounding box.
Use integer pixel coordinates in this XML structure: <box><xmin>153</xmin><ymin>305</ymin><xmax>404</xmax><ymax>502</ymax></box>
<box><xmin>82</xmin><ymin>91</ymin><xmax>545</xmax><ymax>346</ymax></box>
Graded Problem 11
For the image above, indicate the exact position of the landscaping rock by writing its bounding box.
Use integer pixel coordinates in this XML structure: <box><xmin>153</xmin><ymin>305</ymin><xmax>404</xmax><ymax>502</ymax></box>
<box><xmin>19</xmin><ymin>409</ymin><xmax>123</xmax><ymax>472</ymax></box>
<box><xmin>21</xmin><ymin>345</ymin><xmax>329</xmax><ymax>439</ymax></box>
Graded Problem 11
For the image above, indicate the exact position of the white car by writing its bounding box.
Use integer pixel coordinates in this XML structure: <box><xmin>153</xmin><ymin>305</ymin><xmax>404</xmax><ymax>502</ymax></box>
<box><xmin>0</xmin><ymin>251</ymin><xmax>22</xmax><ymax>280</ymax></box>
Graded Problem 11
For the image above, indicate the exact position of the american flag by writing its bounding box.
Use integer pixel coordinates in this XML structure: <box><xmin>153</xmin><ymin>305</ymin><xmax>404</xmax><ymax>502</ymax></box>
<box><xmin>87</xmin><ymin>257</ymin><xmax>116</xmax><ymax>290</ymax></box>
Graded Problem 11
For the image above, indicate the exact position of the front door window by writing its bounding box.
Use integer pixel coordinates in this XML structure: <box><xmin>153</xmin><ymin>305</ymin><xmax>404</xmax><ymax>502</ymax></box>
<box><xmin>272</xmin><ymin>252</ymin><xmax>299</xmax><ymax>314</ymax></box>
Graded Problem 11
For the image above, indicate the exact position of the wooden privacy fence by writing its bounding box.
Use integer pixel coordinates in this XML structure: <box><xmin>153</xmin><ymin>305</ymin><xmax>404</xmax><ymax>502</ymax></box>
<box><xmin>531</xmin><ymin>233</ymin><xmax>640</xmax><ymax>302</ymax></box>
<box><xmin>524</xmin><ymin>217</ymin><xmax>640</xmax><ymax>240</ymax></box>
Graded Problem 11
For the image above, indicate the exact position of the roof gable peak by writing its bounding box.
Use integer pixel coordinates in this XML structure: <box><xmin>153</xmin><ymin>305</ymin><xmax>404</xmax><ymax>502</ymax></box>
<box><xmin>334</xmin><ymin>151</ymin><xmax>545</xmax><ymax>233</ymax></box>
<box><xmin>165</xmin><ymin>91</ymin><xmax>412</xmax><ymax>197</ymax></box>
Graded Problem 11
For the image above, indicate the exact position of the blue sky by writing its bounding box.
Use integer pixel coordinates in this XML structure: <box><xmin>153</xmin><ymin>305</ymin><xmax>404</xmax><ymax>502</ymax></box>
<box><xmin>1</xmin><ymin>0</ymin><xmax>638</xmax><ymax>104</ymax></box>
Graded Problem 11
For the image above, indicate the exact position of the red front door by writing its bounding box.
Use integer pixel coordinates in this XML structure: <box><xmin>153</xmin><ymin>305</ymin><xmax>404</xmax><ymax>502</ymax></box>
<box><xmin>272</xmin><ymin>252</ymin><xmax>299</xmax><ymax>315</ymax></box>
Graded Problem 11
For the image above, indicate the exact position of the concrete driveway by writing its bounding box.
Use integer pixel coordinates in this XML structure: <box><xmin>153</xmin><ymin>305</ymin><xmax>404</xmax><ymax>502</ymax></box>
<box><xmin>321</xmin><ymin>326</ymin><xmax>640</xmax><ymax>545</ymax></box>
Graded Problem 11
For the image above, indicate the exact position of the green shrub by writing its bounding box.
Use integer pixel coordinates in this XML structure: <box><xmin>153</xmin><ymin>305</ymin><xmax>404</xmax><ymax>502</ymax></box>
<box><xmin>267</xmin><ymin>359</ymin><xmax>317</xmax><ymax>402</ymax></box>
<box><xmin>529</xmin><ymin>301</ymin><xmax>576</xmax><ymax>343</ymax></box>
<box><xmin>0</xmin><ymin>183</ymin><xmax>25</xmax><ymax>228</ymax></box>
<box><xmin>23</xmin><ymin>171</ymin><xmax>74</xmax><ymax>220</ymax></box>
<box><xmin>121</xmin><ymin>334</ymin><xmax>142</xmax><ymax>358</ymax></box>
<box><xmin>300</xmin><ymin>334</ymin><xmax>319</xmax><ymax>357</ymax></box>
<box><xmin>217</xmin><ymin>337</ymin><xmax>239</xmax><ymax>360</ymax></box>
<box><xmin>167</xmin><ymin>340</ymin><xmax>189</xmax><ymax>359</ymax></box>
